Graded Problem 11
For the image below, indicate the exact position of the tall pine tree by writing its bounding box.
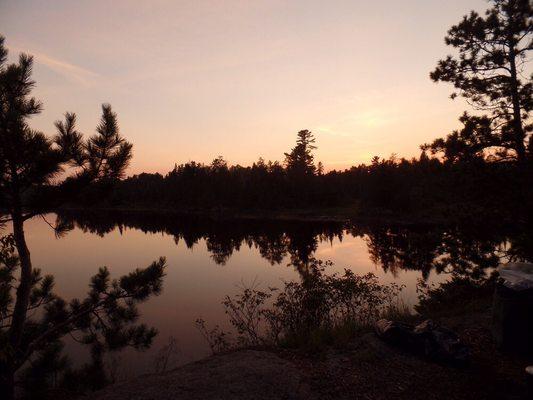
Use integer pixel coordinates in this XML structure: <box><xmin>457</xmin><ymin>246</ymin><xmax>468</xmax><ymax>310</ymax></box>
<box><xmin>426</xmin><ymin>0</ymin><xmax>532</xmax><ymax>162</ymax></box>
<box><xmin>0</xmin><ymin>36</ymin><xmax>164</xmax><ymax>399</ymax></box>
<box><xmin>284</xmin><ymin>130</ymin><xmax>318</xmax><ymax>176</ymax></box>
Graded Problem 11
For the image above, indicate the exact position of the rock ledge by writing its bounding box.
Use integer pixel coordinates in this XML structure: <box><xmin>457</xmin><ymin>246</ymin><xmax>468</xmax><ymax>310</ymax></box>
<box><xmin>90</xmin><ymin>350</ymin><xmax>311</xmax><ymax>400</ymax></box>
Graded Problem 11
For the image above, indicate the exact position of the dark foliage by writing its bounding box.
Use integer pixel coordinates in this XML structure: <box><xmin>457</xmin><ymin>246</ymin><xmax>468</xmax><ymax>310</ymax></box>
<box><xmin>426</xmin><ymin>0</ymin><xmax>532</xmax><ymax>162</ymax></box>
<box><xmin>71</xmin><ymin>152</ymin><xmax>533</xmax><ymax>223</ymax></box>
<box><xmin>0</xmin><ymin>234</ymin><xmax>166</xmax><ymax>398</ymax></box>
<box><xmin>198</xmin><ymin>259</ymin><xmax>405</xmax><ymax>353</ymax></box>
<box><xmin>0</xmin><ymin>36</ymin><xmax>164</xmax><ymax>400</ymax></box>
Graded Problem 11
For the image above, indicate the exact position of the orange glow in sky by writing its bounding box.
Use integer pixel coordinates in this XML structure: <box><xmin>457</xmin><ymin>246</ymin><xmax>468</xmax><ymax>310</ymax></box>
<box><xmin>0</xmin><ymin>0</ymin><xmax>487</xmax><ymax>174</ymax></box>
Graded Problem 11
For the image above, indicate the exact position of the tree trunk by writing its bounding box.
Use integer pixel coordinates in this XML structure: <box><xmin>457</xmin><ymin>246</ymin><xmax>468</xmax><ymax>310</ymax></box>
<box><xmin>8</xmin><ymin>205</ymin><xmax>33</xmax><ymax>352</ymax></box>
<box><xmin>508</xmin><ymin>35</ymin><xmax>526</xmax><ymax>163</ymax></box>
<box><xmin>4</xmin><ymin>198</ymin><xmax>33</xmax><ymax>400</ymax></box>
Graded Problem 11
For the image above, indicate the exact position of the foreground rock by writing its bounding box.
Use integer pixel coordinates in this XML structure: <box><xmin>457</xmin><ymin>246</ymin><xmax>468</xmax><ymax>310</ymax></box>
<box><xmin>88</xmin><ymin>316</ymin><xmax>528</xmax><ymax>400</ymax></box>
<box><xmin>90</xmin><ymin>350</ymin><xmax>313</xmax><ymax>400</ymax></box>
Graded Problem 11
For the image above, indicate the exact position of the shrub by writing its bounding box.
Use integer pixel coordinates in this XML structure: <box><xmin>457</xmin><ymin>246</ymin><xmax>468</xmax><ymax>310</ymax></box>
<box><xmin>198</xmin><ymin>259</ymin><xmax>405</xmax><ymax>352</ymax></box>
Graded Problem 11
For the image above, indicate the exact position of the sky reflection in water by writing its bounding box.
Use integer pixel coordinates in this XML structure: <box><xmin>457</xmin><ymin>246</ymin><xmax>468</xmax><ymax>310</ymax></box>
<box><xmin>11</xmin><ymin>211</ymin><xmax>528</xmax><ymax>377</ymax></box>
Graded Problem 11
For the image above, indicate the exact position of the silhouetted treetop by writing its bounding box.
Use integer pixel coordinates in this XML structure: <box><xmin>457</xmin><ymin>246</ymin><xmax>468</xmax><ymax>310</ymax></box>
<box><xmin>428</xmin><ymin>0</ymin><xmax>532</xmax><ymax>162</ymax></box>
<box><xmin>284</xmin><ymin>130</ymin><xmax>318</xmax><ymax>176</ymax></box>
<box><xmin>0</xmin><ymin>34</ymin><xmax>133</xmax><ymax>216</ymax></box>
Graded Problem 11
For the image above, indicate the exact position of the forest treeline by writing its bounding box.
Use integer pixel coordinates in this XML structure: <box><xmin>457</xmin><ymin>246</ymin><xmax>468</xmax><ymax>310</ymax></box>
<box><xmin>72</xmin><ymin>143</ymin><xmax>533</xmax><ymax>221</ymax></box>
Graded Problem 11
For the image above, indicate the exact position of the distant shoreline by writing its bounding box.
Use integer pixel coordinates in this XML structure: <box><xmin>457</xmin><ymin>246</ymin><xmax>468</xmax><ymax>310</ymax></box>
<box><xmin>2</xmin><ymin>205</ymin><xmax>523</xmax><ymax>228</ymax></box>
<box><xmin>55</xmin><ymin>205</ymin><xmax>466</xmax><ymax>227</ymax></box>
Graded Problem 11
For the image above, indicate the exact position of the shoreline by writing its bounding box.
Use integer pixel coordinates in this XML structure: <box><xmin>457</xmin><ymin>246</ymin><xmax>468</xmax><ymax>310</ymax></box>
<box><xmin>88</xmin><ymin>303</ymin><xmax>530</xmax><ymax>400</ymax></box>
<box><xmin>55</xmin><ymin>205</ymin><xmax>457</xmax><ymax>227</ymax></box>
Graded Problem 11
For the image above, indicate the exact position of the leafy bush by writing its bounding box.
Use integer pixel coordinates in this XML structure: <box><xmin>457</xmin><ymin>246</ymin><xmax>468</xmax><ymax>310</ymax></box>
<box><xmin>198</xmin><ymin>259</ymin><xmax>405</xmax><ymax>352</ymax></box>
<box><xmin>415</xmin><ymin>274</ymin><xmax>496</xmax><ymax>318</ymax></box>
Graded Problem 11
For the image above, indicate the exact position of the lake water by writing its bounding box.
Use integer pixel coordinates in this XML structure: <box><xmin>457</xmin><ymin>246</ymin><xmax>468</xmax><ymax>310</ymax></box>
<box><xmin>6</xmin><ymin>211</ymin><xmax>529</xmax><ymax>378</ymax></box>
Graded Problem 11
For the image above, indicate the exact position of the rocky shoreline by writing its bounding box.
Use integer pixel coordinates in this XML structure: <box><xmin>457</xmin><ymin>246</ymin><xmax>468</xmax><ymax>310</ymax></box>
<box><xmin>88</xmin><ymin>308</ymin><xmax>530</xmax><ymax>400</ymax></box>
<box><xmin>89</xmin><ymin>350</ymin><xmax>312</xmax><ymax>400</ymax></box>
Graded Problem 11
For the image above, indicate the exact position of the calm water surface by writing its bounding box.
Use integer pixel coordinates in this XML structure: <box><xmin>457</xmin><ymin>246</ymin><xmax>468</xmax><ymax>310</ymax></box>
<box><xmin>9</xmin><ymin>211</ymin><xmax>528</xmax><ymax>378</ymax></box>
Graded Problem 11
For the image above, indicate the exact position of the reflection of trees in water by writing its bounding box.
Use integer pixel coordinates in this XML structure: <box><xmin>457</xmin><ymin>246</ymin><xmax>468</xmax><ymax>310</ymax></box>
<box><xmin>354</xmin><ymin>226</ymin><xmax>514</xmax><ymax>280</ymax></box>
<box><xmin>55</xmin><ymin>211</ymin><xmax>340</xmax><ymax>270</ymax></box>
<box><xmin>55</xmin><ymin>211</ymin><xmax>531</xmax><ymax>281</ymax></box>
<box><xmin>355</xmin><ymin>227</ymin><xmax>442</xmax><ymax>279</ymax></box>
<box><xmin>253</xmin><ymin>233</ymin><xmax>289</xmax><ymax>265</ymax></box>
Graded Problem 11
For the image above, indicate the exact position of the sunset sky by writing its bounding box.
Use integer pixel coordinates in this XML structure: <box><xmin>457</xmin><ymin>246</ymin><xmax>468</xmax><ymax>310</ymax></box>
<box><xmin>1</xmin><ymin>0</ymin><xmax>487</xmax><ymax>174</ymax></box>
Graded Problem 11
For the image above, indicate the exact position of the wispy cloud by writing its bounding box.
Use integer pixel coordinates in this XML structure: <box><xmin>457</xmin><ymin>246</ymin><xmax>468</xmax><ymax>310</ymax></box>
<box><xmin>8</xmin><ymin>45</ymin><xmax>100</xmax><ymax>87</ymax></box>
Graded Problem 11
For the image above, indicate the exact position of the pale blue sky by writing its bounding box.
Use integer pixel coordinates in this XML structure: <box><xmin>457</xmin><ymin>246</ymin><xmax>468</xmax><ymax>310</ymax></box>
<box><xmin>1</xmin><ymin>0</ymin><xmax>488</xmax><ymax>173</ymax></box>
